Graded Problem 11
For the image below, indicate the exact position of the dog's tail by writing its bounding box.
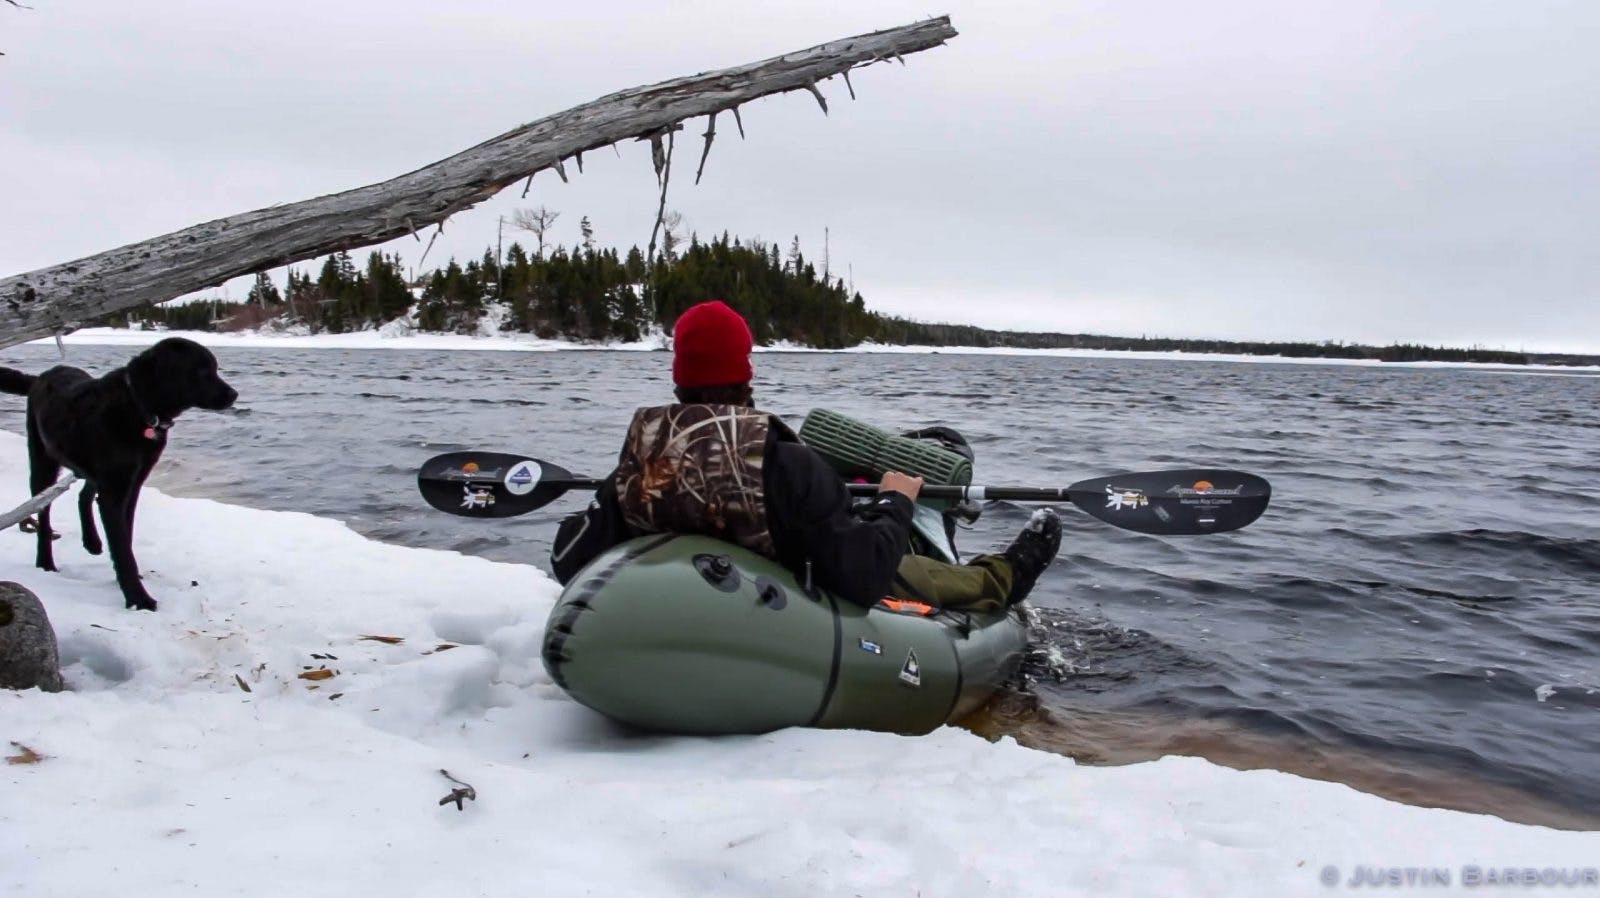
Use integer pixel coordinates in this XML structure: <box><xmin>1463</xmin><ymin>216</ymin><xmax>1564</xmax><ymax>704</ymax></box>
<box><xmin>0</xmin><ymin>367</ymin><xmax>36</xmax><ymax>396</ymax></box>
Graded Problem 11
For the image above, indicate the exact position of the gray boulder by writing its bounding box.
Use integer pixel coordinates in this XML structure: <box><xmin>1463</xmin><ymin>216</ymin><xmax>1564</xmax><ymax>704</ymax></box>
<box><xmin>0</xmin><ymin>581</ymin><xmax>64</xmax><ymax>693</ymax></box>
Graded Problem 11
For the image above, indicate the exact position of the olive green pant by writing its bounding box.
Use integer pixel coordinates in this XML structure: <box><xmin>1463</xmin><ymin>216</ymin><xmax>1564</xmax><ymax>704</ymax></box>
<box><xmin>889</xmin><ymin>553</ymin><xmax>1015</xmax><ymax>611</ymax></box>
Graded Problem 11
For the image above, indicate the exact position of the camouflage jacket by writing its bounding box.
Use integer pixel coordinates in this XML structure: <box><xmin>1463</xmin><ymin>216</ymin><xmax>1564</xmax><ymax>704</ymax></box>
<box><xmin>613</xmin><ymin>404</ymin><xmax>797</xmax><ymax>560</ymax></box>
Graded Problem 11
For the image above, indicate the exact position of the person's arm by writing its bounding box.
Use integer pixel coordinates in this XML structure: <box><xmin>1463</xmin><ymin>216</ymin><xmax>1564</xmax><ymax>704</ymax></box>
<box><xmin>550</xmin><ymin>475</ymin><xmax>631</xmax><ymax>585</ymax></box>
<box><xmin>767</xmin><ymin>442</ymin><xmax>920</xmax><ymax>608</ymax></box>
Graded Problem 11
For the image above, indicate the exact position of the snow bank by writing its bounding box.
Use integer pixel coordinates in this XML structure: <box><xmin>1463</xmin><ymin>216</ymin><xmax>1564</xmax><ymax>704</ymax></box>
<box><xmin>0</xmin><ymin>431</ymin><xmax>1593</xmax><ymax>897</ymax></box>
<box><xmin>37</xmin><ymin>327</ymin><xmax>1598</xmax><ymax>372</ymax></box>
<box><xmin>38</xmin><ymin>325</ymin><xmax>661</xmax><ymax>353</ymax></box>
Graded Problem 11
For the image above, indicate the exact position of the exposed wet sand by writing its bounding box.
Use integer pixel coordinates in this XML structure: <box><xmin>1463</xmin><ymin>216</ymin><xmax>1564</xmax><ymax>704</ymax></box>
<box><xmin>961</xmin><ymin>692</ymin><xmax>1600</xmax><ymax>832</ymax></box>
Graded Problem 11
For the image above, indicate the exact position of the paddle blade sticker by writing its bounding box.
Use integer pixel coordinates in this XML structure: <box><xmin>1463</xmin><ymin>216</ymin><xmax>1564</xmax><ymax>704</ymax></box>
<box><xmin>1069</xmin><ymin>469</ymin><xmax>1271</xmax><ymax>535</ymax></box>
<box><xmin>417</xmin><ymin>451</ymin><xmax>578</xmax><ymax>518</ymax></box>
<box><xmin>504</xmin><ymin>460</ymin><xmax>542</xmax><ymax>496</ymax></box>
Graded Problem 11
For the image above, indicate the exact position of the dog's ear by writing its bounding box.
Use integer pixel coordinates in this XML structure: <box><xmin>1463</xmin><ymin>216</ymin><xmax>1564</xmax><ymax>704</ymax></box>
<box><xmin>130</xmin><ymin>338</ymin><xmax>233</xmax><ymax>415</ymax></box>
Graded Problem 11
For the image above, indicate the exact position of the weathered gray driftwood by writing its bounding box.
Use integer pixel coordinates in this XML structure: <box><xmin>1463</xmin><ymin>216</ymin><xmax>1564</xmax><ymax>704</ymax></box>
<box><xmin>0</xmin><ymin>475</ymin><xmax>77</xmax><ymax>533</ymax></box>
<box><xmin>0</xmin><ymin>17</ymin><xmax>957</xmax><ymax>350</ymax></box>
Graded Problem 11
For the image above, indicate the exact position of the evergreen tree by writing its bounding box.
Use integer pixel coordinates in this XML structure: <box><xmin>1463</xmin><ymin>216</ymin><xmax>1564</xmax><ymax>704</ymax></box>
<box><xmin>623</xmin><ymin>247</ymin><xmax>646</xmax><ymax>282</ymax></box>
<box><xmin>479</xmin><ymin>249</ymin><xmax>502</xmax><ymax>304</ymax></box>
<box><xmin>246</xmin><ymin>271</ymin><xmax>282</xmax><ymax>307</ymax></box>
<box><xmin>365</xmin><ymin>251</ymin><xmax>413</xmax><ymax>325</ymax></box>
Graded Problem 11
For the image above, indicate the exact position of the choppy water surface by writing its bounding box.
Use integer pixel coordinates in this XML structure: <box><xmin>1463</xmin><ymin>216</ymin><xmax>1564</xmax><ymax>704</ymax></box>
<box><xmin>3</xmin><ymin>344</ymin><xmax>1596</xmax><ymax>828</ymax></box>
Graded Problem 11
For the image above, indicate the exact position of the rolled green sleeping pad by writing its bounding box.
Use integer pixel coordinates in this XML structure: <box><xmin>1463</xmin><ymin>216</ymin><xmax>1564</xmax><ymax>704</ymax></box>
<box><xmin>799</xmin><ymin>408</ymin><xmax>973</xmax><ymax>488</ymax></box>
<box><xmin>541</xmin><ymin>534</ymin><xmax>1028</xmax><ymax>736</ymax></box>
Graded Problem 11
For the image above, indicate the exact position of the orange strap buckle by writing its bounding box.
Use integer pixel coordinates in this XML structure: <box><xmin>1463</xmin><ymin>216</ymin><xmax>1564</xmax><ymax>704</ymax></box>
<box><xmin>878</xmin><ymin>598</ymin><xmax>935</xmax><ymax>616</ymax></box>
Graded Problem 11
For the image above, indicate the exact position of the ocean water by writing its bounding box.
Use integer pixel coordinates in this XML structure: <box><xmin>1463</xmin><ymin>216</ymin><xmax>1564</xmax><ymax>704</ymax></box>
<box><xmin>2</xmin><ymin>343</ymin><xmax>1596</xmax><ymax>828</ymax></box>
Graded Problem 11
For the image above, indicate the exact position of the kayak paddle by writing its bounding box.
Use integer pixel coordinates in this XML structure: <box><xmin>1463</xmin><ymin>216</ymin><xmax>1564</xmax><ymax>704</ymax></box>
<box><xmin>417</xmin><ymin>451</ymin><xmax>1270</xmax><ymax>535</ymax></box>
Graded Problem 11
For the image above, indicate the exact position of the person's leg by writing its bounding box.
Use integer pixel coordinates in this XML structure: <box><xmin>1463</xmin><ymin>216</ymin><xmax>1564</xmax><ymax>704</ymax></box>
<box><xmin>890</xmin><ymin>508</ymin><xmax>1063</xmax><ymax>610</ymax></box>
<box><xmin>1002</xmin><ymin>508</ymin><xmax>1063</xmax><ymax>605</ymax></box>
<box><xmin>891</xmin><ymin>554</ymin><xmax>1013</xmax><ymax>611</ymax></box>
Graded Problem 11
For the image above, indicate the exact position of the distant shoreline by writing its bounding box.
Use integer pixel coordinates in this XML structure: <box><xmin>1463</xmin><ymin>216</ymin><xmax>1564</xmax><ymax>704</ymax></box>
<box><xmin>115</xmin><ymin>241</ymin><xmax>1599</xmax><ymax>368</ymax></box>
<box><xmin>25</xmin><ymin>327</ymin><xmax>1600</xmax><ymax>374</ymax></box>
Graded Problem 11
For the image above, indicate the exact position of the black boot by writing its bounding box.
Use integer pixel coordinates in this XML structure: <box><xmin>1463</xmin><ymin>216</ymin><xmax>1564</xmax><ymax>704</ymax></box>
<box><xmin>1002</xmin><ymin>507</ymin><xmax>1062</xmax><ymax>605</ymax></box>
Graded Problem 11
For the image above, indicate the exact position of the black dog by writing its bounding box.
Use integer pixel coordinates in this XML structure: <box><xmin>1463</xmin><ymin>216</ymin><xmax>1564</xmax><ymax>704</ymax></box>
<box><xmin>0</xmin><ymin>337</ymin><xmax>237</xmax><ymax>610</ymax></box>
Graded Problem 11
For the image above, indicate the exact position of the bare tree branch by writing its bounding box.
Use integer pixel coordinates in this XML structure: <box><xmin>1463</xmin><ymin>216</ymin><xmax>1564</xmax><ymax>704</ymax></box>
<box><xmin>694</xmin><ymin>113</ymin><xmax>717</xmax><ymax>185</ymax></box>
<box><xmin>806</xmin><ymin>83</ymin><xmax>829</xmax><ymax>115</ymax></box>
<box><xmin>0</xmin><ymin>0</ymin><xmax>31</xmax><ymax>54</ymax></box>
<box><xmin>649</xmin><ymin>134</ymin><xmax>663</xmax><ymax>181</ymax></box>
<box><xmin>417</xmin><ymin>220</ymin><xmax>446</xmax><ymax>268</ymax></box>
<box><xmin>510</xmin><ymin>207</ymin><xmax>561</xmax><ymax>259</ymax></box>
<box><xmin>646</xmin><ymin>133</ymin><xmax>676</xmax><ymax>265</ymax></box>
<box><xmin>0</xmin><ymin>17</ymin><xmax>957</xmax><ymax>349</ymax></box>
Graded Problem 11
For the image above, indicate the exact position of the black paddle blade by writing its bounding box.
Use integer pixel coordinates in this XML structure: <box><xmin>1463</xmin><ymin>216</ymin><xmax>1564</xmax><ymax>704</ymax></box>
<box><xmin>1068</xmin><ymin>469</ymin><xmax>1270</xmax><ymax>535</ymax></box>
<box><xmin>417</xmin><ymin>452</ymin><xmax>588</xmax><ymax>518</ymax></box>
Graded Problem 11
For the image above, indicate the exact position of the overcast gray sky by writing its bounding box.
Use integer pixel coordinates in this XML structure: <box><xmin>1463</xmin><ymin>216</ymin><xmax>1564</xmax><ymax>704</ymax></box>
<box><xmin>3</xmin><ymin>1</ymin><xmax>1597</xmax><ymax>351</ymax></box>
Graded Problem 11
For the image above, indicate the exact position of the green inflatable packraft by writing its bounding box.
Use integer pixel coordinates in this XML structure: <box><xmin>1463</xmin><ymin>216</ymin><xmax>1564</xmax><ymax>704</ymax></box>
<box><xmin>540</xmin><ymin>511</ymin><xmax>1028</xmax><ymax>736</ymax></box>
<box><xmin>540</xmin><ymin>410</ymin><xmax>1029</xmax><ymax>735</ymax></box>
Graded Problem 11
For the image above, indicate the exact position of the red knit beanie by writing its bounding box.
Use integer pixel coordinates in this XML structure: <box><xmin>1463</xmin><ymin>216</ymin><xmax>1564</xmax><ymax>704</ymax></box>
<box><xmin>672</xmin><ymin>300</ymin><xmax>753</xmax><ymax>388</ymax></box>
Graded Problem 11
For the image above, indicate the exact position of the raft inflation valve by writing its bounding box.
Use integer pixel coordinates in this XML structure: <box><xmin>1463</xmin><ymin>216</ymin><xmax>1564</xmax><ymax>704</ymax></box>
<box><xmin>693</xmin><ymin>553</ymin><xmax>743</xmax><ymax>593</ymax></box>
<box><xmin>754</xmin><ymin>576</ymin><xmax>788</xmax><ymax>611</ymax></box>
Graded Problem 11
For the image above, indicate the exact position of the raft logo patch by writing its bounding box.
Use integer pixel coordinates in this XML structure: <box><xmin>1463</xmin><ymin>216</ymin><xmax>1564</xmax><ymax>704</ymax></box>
<box><xmin>898</xmin><ymin>648</ymin><xmax>922</xmax><ymax>688</ymax></box>
<box><xmin>504</xmin><ymin>460</ymin><xmax>542</xmax><ymax>496</ymax></box>
<box><xmin>858</xmin><ymin>638</ymin><xmax>882</xmax><ymax>655</ymax></box>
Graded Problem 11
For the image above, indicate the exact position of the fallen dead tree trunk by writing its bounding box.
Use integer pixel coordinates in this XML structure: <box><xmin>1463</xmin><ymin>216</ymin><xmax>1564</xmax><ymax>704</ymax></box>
<box><xmin>0</xmin><ymin>17</ymin><xmax>956</xmax><ymax>349</ymax></box>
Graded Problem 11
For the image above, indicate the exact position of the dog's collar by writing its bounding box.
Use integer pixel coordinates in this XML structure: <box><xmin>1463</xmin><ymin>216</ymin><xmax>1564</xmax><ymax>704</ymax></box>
<box><xmin>122</xmin><ymin>370</ymin><xmax>173</xmax><ymax>440</ymax></box>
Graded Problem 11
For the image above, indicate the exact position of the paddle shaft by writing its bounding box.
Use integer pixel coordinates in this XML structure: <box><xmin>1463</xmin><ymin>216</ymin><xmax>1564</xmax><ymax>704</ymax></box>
<box><xmin>416</xmin><ymin>451</ymin><xmax>1271</xmax><ymax>534</ymax></box>
<box><xmin>509</xmin><ymin>477</ymin><xmax>1070</xmax><ymax>503</ymax></box>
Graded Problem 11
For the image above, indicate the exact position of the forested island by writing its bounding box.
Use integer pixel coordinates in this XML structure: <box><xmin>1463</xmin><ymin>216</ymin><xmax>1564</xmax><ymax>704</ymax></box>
<box><xmin>112</xmin><ymin>232</ymin><xmax>1597</xmax><ymax>367</ymax></box>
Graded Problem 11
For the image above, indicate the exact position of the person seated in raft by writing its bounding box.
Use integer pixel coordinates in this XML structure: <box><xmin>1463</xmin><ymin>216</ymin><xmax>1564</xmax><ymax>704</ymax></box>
<box><xmin>550</xmin><ymin>300</ymin><xmax>1062</xmax><ymax>610</ymax></box>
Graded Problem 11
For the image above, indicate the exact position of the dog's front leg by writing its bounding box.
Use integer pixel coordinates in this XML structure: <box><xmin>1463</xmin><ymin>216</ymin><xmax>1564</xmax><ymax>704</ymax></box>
<box><xmin>34</xmin><ymin>504</ymin><xmax>57</xmax><ymax>572</ymax></box>
<box><xmin>126</xmin><ymin>461</ymin><xmax>154</xmax><ymax>544</ymax></box>
<box><xmin>26</xmin><ymin>424</ymin><xmax>61</xmax><ymax>573</ymax></box>
<box><xmin>96</xmin><ymin>482</ymin><xmax>157</xmax><ymax>611</ymax></box>
<box><xmin>78</xmin><ymin>481</ymin><xmax>103</xmax><ymax>555</ymax></box>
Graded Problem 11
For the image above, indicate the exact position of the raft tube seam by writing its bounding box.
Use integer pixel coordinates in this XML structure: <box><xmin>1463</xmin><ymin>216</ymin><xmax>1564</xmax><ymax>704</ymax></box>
<box><xmin>805</xmin><ymin>591</ymin><xmax>844</xmax><ymax>727</ymax></box>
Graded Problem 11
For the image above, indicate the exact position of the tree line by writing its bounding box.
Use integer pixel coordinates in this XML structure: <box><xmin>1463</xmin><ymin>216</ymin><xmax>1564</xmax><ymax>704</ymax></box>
<box><xmin>866</xmin><ymin>323</ymin><xmax>1548</xmax><ymax>366</ymax></box>
<box><xmin>111</xmin><ymin>226</ymin><xmax>1590</xmax><ymax>367</ymax></box>
<box><xmin>116</xmin><ymin>230</ymin><xmax>886</xmax><ymax>349</ymax></box>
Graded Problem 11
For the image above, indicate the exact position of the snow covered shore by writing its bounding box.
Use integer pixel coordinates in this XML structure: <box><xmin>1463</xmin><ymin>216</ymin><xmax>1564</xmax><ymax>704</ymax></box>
<box><xmin>32</xmin><ymin>326</ymin><xmax>1600</xmax><ymax>372</ymax></box>
<box><xmin>1</xmin><ymin>431</ymin><xmax>1595</xmax><ymax>897</ymax></box>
